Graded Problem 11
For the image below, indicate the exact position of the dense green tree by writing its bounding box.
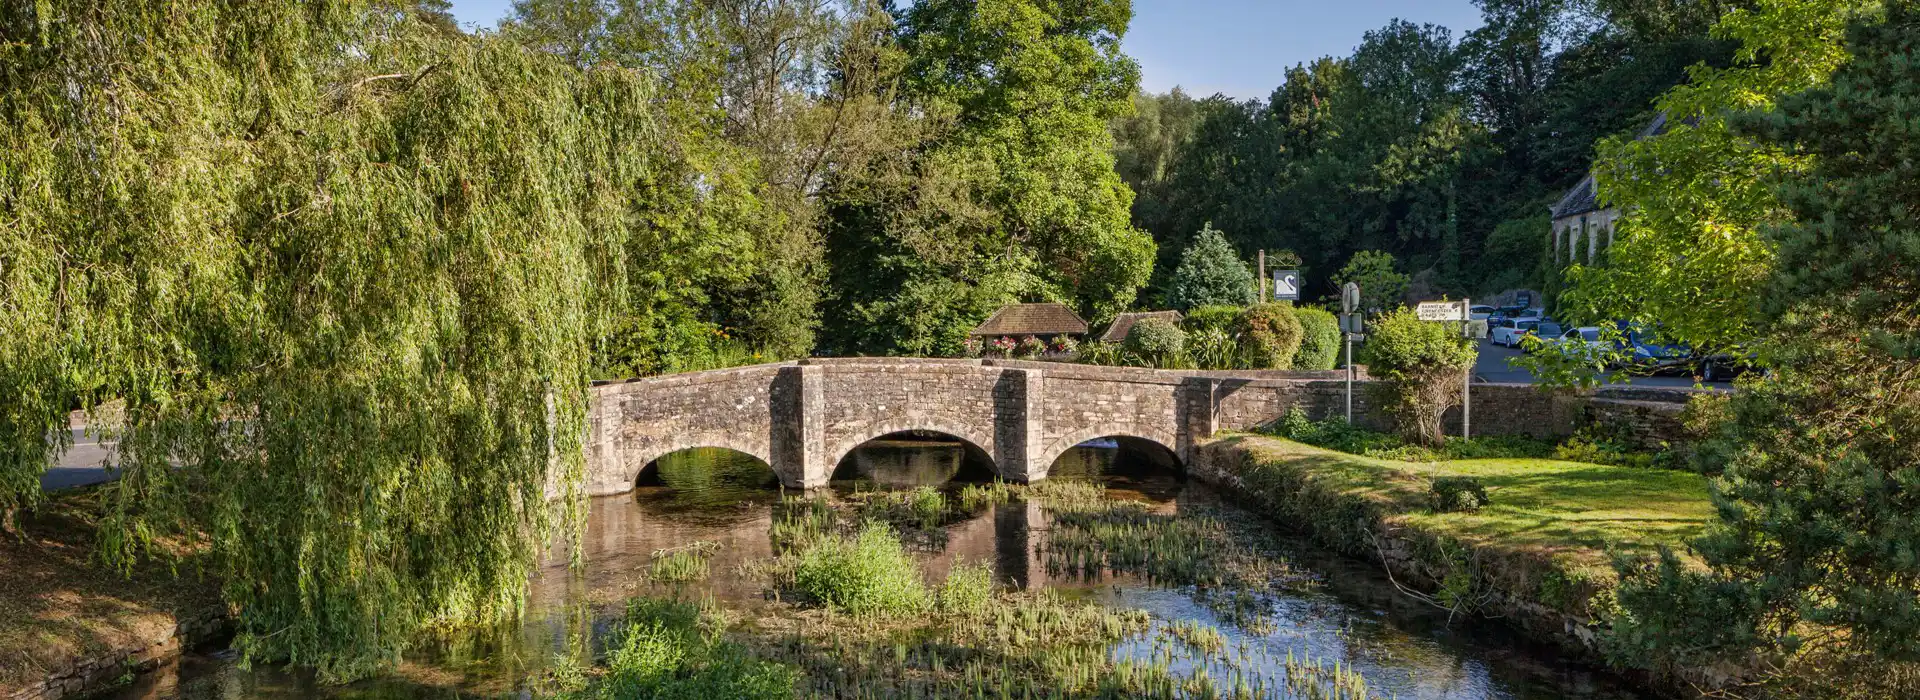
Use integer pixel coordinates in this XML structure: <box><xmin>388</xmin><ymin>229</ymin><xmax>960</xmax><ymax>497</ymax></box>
<box><xmin>1361</xmin><ymin>308</ymin><xmax>1478</xmax><ymax>446</ymax></box>
<box><xmin>1558</xmin><ymin>0</ymin><xmax>1863</xmax><ymax>352</ymax></box>
<box><xmin>1164</xmin><ymin>225</ymin><xmax>1256</xmax><ymax>310</ymax></box>
<box><xmin>1331</xmin><ymin>251</ymin><xmax>1411</xmax><ymax>312</ymax></box>
<box><xmin>820</xmin><ymin>0</ymin><xmax>1155</xmax><ymax>356</ymax></box>
<box><xmin>2</xmin><ymin>0</ymin><xmax>670</xmax><ymax>678</ymax></box>
<box><xmin>1607</xmin><ymin>7</ymin><xmax>1918</xmax><ymax>693</ymax></box>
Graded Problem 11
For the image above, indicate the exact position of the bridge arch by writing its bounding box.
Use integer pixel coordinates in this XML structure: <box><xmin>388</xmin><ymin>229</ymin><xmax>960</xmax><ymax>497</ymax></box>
<box><xmin>623</xmin><ymin>434</ymin><xmax>777</xmax><ymax>489</ymax></box>
<box><xmin>1035</xmin><ymin>427</ymin><xmax>1182</xmax><ymax>481</ymax></box>
<box><xmin>823</xmin><ymin>419</ymin><xmax>1001</xmax><ymax>480</ymax></box>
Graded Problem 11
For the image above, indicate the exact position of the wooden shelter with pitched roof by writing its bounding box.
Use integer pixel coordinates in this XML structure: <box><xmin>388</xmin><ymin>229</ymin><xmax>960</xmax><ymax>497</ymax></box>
<box><xmin>967</xmin><ymin>303</ymin><xmax>1088</xmax><ymax>339</ymax></box>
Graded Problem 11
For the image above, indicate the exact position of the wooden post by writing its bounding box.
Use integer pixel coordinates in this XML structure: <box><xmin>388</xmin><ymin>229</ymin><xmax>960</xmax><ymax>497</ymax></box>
<box><xmin>1257</xmin><ymin>249</ymin><xmax>1267</xmax><ymax>301</ymax></box>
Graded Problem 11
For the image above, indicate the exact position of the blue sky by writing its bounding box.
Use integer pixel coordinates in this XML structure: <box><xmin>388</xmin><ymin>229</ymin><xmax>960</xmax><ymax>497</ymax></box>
<box><xmin>447</xmin><ymin>0</ymin><xmax>1484</xmax><ymax>100</ymax></box>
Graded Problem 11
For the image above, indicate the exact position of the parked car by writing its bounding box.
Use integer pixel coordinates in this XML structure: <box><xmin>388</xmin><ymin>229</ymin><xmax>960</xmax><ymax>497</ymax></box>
<box><xmin>1490</xmin><ymin>317</ymin><xmax>1541</xmax><ymax>347</ymax></box>
<box><xmin>1615</xmin><ymin>322</ymin><xmax>1693</xmax><ymax>373</ymax></box>
<box><xmin>1549</xmin><ymin>326</ymin><xmax>1608</xmax><ymax>352</ymax></box>
<box><xmin>1469</xmin><ymin>305</ymin><xmax>1495</xmax><ymax>321</ymax></box>
<box><xmin>1697</xmin><ymin>350</ymin><xmax>1761</xmax><ymax>382</ymax></box>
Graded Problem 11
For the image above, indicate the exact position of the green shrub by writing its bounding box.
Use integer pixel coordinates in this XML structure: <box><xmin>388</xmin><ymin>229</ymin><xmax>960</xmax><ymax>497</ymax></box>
<box><xmin>1269</xmin><ymin>407</ymin><xmax>1553</xmax><ymax>462</ymax></box>
<box><xmin>1186</xmin><ymin>326</ymin><xmax>1239</xmax><ymax>369</ymax></box>
<box><xmin>1292</xmin><ymin>307</ymin><xmax>1341</xmax><ymax>370</ymax></box>
<box><xmin>1233</xmin><ymin>303</ymin><xmax>1303</xmax><ymax>369</ymax></box>
<box><xmin>1077</xmin><ymin>340</ymin><xmax>1125</xmax><ymax>366</ymax></box>
<box><xmin>792</xmin><ymin>522</ymin><xmax>930</xmax><ymax>615</ymax></box>
<box><xmin>1428</xmin><ymin>477</ymin><xmax>1490</xmax><ymax>513</ymax></box>
<box><xmin>1362</xmin><ymin>308</ymin><xmax>1476</xmax><ymax>446</ymax></box>
<box><xmin>1181</xmin><ymin>305</ymin><xmax>1243</xmax><ymax>334</ymax></box>
<box><xmin>564</xmin><ymin>598</ymin><xmax>797</xmax><ymax>700</ymax></box>
<box><xmin>1123</xmin><ymin>317</ymin><xmax>1187</xmax><ymax>367</ymax></box>
<box><xmin>936</xmin><ymin>562</ymin><xmax>996</xmax><ymax>616</ymax></box>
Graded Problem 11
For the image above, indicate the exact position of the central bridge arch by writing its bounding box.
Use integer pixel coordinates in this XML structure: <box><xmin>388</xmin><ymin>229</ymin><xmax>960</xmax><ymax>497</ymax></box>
<box><xmin>582</xmin><ymin>358</ymin><xmax>1355</xmax><ymax>495</ymax></box>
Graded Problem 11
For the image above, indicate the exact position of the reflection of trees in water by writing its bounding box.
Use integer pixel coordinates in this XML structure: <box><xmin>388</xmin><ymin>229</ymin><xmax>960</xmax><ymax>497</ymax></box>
<box><xmin>637</xmin><ymin>447</ymin><xmax>782</xmax><ymax>510</ymax></box>
<box><xmin>833</xmin><ymin>436</ymin><xmax>996</xmax><ymax>487</ymax></box>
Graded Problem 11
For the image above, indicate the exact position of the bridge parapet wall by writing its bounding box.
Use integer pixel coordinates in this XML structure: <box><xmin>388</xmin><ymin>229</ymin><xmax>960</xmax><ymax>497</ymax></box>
<box><xmin>584</xmin><ymin>358</ymin><xmax>1657</xmax><ymax>497</ymax></box>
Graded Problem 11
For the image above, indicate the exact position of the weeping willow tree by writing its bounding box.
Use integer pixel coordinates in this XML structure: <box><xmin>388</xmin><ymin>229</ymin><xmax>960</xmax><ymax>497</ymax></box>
<box><xmin>2</xmin><ymin>0</ymin><xmax>660</xmax><ymax>679</ymax></box>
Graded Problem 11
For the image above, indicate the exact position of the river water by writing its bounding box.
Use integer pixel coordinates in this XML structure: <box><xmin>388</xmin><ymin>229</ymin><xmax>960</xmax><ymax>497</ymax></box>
<box><xmin>103</xmin><ymin>436</ymin><xmax>1646</xmax><ymax>699</ymax></box>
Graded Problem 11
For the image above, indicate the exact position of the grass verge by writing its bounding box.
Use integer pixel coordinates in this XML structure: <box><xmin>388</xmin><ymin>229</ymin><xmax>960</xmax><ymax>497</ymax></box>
<box><xmin>1196</xmin><ymin>434</ymin><xmax>1713</xmax><ymax>622</ymax></box>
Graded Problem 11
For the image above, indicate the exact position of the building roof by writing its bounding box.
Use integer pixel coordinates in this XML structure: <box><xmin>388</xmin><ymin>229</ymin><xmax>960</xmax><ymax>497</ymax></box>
<box><xmin>1551</xmin><ymin>112</ymin><xmax>1675</xmax><ymax>220</ymax></box>
<box><xmin>1099</xmin><ymin>311</ymin><xmax>1184</xmax><ymax>343</ymax></box>
<box><xmin>968</xmin><ymin>303</ymin><xmax>1089</xmax><ymax>337</ymax></box>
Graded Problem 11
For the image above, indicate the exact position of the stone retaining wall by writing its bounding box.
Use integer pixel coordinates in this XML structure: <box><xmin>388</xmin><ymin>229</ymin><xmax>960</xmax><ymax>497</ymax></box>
<box><xmin>3</xmin><ymin>607</ymin><xmax>227</xmax><ymax>700</ymax></box>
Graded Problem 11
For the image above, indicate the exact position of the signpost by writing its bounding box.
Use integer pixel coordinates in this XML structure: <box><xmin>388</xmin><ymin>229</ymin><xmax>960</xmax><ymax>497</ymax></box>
<box><xmin>1414</xmin><ymin>299</ymin><xmax>1474</xmax><ymax>440</ymax></box>
<box><xmin>1341</xmin><ymin>282</ymin><xmax>1361</xmax><ymax>423</ymax></box>
<box><xmin>1272</xmin><ymin>269</ymin><xmax>1301</xmax><ymax>301</ymax></box>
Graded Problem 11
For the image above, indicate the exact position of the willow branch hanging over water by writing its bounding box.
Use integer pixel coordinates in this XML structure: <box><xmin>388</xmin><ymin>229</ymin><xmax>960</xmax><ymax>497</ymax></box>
<box><xmin>1</xmin><ymin>0</ymin><xmax>659</xmax><ymax>679</ymax></box>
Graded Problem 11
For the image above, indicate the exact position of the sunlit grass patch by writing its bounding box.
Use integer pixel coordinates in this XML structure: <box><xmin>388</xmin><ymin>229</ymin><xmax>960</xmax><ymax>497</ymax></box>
<box><xmin>791</xmin><ymin>522</ymin><xmax>931</xmax><ymax>615</ymax></box>
<box><xmin>1207</xmin><ymin>434</ymin><xmax>1716</xmax><ymax>620</ymax></box>
<box><xmin>545</xmin><ymin>597</ymin><xmax>795</xmax><ymax>699</ymax></box>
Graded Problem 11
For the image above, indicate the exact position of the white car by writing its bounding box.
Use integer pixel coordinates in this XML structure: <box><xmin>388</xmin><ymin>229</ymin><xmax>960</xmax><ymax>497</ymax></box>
<box><xmin>1545</xmin><ymin>326</ymin><xmax>1609</xmax><ymax>352</ymax></box>
<box><xmin>1489</xmin><ymin>317</ymin><xmax>1541</xmax><ymax>347</ymax></box>
<box><xmin>1469</xmin><ymin>305</ymin><xmax>1495</xmax><ymax>321</ymax></box>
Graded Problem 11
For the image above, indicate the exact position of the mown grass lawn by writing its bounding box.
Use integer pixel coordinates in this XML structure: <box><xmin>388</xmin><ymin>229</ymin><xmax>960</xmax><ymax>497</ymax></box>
<box><xmin>1224</xmin><ymin>435</ymin><xmax>1716</xmax><ymax>577</ymax></box>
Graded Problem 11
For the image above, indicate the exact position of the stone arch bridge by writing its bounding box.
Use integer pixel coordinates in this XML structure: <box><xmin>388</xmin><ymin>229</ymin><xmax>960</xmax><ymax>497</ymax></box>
<box><xmin>581</xmin><ymin>358</ymin><xmax>1386</xmax><ymax>494</ymax></box>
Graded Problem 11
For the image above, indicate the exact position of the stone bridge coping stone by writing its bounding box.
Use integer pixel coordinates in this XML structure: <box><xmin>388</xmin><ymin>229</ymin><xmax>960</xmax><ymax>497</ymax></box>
<box><xmin>591</xmin><ymin>357</ymin><xmax>1366</xmax><ymax>391</ymax></box>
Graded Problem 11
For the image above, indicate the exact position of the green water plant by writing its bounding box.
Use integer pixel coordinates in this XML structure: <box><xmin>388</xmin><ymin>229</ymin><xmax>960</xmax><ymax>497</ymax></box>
<box><xmin>550</xmin><ymin>598</ymin><xmax>796</xmax><ymax>699</ymax></box>
<box><xmin>936</xmin><ymin>562</ymin><xmax>996</xmax><ymax>617</ymax></box>
<box><xmin>648</xmin><ymin>542</ymin><xmax>718</xmax><ymax>583</ymax></box>
<box><xmin>791</xmin><ymin>522</ymin><xmax>931</xmax><ymax>616</ymax></box>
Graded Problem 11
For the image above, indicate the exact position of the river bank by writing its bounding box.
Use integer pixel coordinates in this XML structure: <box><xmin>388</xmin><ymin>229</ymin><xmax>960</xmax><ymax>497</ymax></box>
<box><xmin>1189</xmin><ymin>434</ymin><xmax>1717</xmax><ymax>692</ymax></box>
<box><xmin>0</xmin><ymin>490</ymin><xmax>226</xmax><ymax>700</ymax></box>
<box><xmin>8</xmin><ymin>438</ymin><xmax>1705</xmax><ymax>698</ymax></box>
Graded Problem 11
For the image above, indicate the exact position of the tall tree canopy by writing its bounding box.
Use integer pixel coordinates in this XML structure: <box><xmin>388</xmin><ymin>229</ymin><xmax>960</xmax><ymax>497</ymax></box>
<box><xmin>1605</xmin><ymin>6</ymin><xmax>1916</xmax><ymax>694</ymax></box>
<box><xmin>819</xmin><ymin>0</ymin><xmax>1155</xmax><ymax>356</ymax></box>
<box><xmin>1108</xmin><ymin>0</ymin><xmax>1742</xmax><ymax>306</ymax></box>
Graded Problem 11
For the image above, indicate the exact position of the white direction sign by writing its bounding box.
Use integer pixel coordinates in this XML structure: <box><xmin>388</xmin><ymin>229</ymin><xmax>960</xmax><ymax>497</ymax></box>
<box><xmin>1415</xmin><ymin>300</ymin><xmax>1469</xmax><ymax>321</ymax></box>
<box><xmin>1271</xmin><ymin>269</ymin><xmax>1301</xmax><ymax>301</ymax></box>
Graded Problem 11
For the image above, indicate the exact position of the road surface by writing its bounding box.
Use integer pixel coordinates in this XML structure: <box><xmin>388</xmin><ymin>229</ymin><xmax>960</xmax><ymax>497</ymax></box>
<box><xmin>41</xmin><ymin>428</ymin><xmax>121</xmax><ymax>491</ymax></box>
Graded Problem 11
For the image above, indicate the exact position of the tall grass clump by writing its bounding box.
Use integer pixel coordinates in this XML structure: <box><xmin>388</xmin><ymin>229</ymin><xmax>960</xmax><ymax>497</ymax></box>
<box><xmin>648</xmin><ymin>542</ymin><xmax>718</xmax><ymax>583</ymax></box>
<box><xmin>937</xmin><ymin>562</ymin><xmax>996</xmax><ymax>616</ymax></box>
<box><xmin>791</xmin><ymin>522</ymin><xmax>930</xmax><ymax>615</ymax></box>
<box><xmin>1187</xmin><ymin>326</ymin><xmax>1241</xmax><ymax>370</ymax></box>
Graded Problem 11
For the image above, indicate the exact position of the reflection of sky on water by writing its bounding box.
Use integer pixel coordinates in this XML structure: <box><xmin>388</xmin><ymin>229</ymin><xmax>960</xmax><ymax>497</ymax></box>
<box><xmin>106</xmin><ymin>441</ymin><xmax>1645</xmax><ymax>700</ymax></box>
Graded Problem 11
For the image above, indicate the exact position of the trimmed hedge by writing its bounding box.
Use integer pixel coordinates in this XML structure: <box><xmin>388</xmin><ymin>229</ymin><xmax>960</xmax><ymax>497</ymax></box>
<box><xmin>1232</xmin><ymin>303</ymin><xmax>1302</xmax><ymax>369</ymax></box>
<box><xmin>1292</xmin><ymin>307</ymin><xmax>1340</xmax><ymax>370</ymax></box>
<box><xmin>1123</xmin><ymin>317</ymin><xmax>1186</xmax><ymax>365</ymax></box>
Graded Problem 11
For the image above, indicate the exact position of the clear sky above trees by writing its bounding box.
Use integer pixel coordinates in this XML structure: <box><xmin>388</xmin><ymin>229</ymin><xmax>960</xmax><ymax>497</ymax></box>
<box><xmin>446</xmin><ymin>0</ymin><xmax>1483</xmax><ymax>99</ymax></box>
